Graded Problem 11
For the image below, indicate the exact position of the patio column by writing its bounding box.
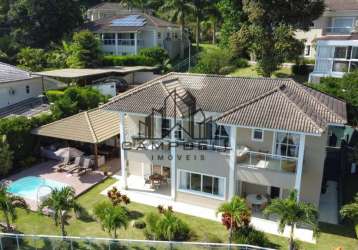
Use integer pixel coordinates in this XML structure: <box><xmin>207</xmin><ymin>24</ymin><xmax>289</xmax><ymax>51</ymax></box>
<box><xmin>115</xmin><ymin>33</ymin><xmax>119</xmax><ymax>55</ymax></box>
<box><xmin>295</xmin><ymin>134</ymin><xmax>305</xmax><ymax>201</ymax></box>
<box><xmin>228</xmin><ymin>126</ymin><xmax>237</xmax><ymax>200</ymax></box>
<box><xmin>93</xmin><ymin>144</ymin><xmax>99</xmax><ymax>168</ymax></box>
<box><xmin>119</xmin><ymin>112</ymin><xmax>127</xmax><ymax>189</ymax></box>
<box><xmin>134</xmin><ymin>32</ymin><xmax>138</xmax><ymax>55</ymax></box>
<box><xmin>170</xmin><ymin>121</ymin><xmax>176</xmax><ymax>200</ymax></box>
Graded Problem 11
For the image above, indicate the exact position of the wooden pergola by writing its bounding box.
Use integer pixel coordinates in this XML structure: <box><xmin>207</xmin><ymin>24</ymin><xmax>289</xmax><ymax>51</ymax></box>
<box><xmin>32</xmin><ymin>108</ymin><xmax>120</xmax><ymax>168</ymax></box>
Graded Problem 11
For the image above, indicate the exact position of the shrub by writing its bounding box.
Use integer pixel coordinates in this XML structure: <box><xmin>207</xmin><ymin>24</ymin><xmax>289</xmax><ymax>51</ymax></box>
<box><xmin>139</xmin><ymin>47</ymin><xmax>169</xmax><ymax>65</ymax></box>
<box><xmin>218</xmin><ymin>65</ymin><xmax>236</xmax><ymax>75</ymax></box>
<box><xmin>145</xmin><ymin>208</ymin><xmax>190</xmax><ymax>241</ymax></box>
<box><xmin>17</xmin><ymin>47</ymin><xmax>48</xmax><ymax>72</ymax></box>
<box><xmin>292</xmin><ymin>64</ymin><xmax>311</xmax><ymax>76</ymax></box>
<box><xmin>103</xmin><ymin>55</ymin><xmax>155</xmax><ymax>67</ymax></box>
<box><xmin>133</xmin><ymin>219</ymin><xmax>146</xmax><ymax>229</ymax></box>
<box><xmin>191</xmin><ymin>48</ymin><xmax>232</xmax><ymax>74</ymax></box>
<box><xmin>231</xmin><ymin>58</ymin><xmax>249</xmax><ymax>68</ymax></box>
<box><xmin>46</xmin><ymin>90</ymin><xmax>64</xmax><ymax>103</ymax></box>
<box><xmin>0</xmin><ymin>135</ymin><xmax>13</xmax><ymax>176</ymax></box>
<box><xmin>232</xmin><ymin>226</ymin><xmax>270</xmax><ymax>246</ymax></box>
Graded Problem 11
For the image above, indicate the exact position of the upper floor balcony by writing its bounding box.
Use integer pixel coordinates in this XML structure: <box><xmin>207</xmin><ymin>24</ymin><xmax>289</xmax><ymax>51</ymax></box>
<box><xmin>323</xmin><ymin>16</ymin><xmax>356</xmax><ymax>35</ymax></box>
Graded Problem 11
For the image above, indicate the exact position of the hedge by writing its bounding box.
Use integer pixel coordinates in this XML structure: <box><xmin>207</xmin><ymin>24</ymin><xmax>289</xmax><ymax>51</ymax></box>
<box><xmin>103</xmin><ymin>55</ymin><xmax>156</xmax><ymax>66</ymax></box>
<box><xmin>46</xmin><ymin>90</ymin><xmax>64</xmax><ymax>103</ymax></box>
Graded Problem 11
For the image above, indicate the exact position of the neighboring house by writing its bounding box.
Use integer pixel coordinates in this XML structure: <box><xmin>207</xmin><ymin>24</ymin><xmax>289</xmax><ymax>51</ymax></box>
<box><xmin>0</xmin><ymin>62</ymin><xmax>62</xmax><ymax>118</ymax></box>
<box><xmin>86</xmin><ymin>4</ymin><xmax>186</xmax><ymax>59</ymax></box>
<box><xmin>295</xmin><ymin>0</ymin><xmax>358</xmax><ymax>82</ymax></box>
<box><xmin>103</xmin><ymin>73</ymin><xmax>346</xmax><ymax>212</ymax></box>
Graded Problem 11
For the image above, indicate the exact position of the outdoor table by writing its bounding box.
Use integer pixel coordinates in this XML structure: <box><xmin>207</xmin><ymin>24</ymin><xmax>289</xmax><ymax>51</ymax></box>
<box><xmin>246</xmin><ymin>194</ymin><xmax>268</xmax><ymax>211</ymax></box>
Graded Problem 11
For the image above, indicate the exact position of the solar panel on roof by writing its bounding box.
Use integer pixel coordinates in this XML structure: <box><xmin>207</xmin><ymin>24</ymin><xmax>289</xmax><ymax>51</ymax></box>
<box><xmin>111</xmin><ymin>15</ymin><xmax>146</xmax><ymax>27</ymax></box>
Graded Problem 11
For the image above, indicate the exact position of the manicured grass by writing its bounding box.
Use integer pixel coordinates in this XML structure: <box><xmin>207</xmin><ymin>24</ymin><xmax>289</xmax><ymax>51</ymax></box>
<box><xmin>230</xmin><ymin>65</ymin><xmax>309</xmax><ymax>83</ymax></box>
<box><xmin>1</xmin><ymin>178</ymin><xmax>357</xmax><ymax>250</ymax></box>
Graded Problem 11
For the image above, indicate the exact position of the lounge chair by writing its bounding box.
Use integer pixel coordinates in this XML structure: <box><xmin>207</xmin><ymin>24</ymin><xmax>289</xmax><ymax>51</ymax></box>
<box><xmin>62</xmin><ymin>157</ymin><xmax>81</xmax><ymax>173</ymax></box>
<box><xmin>53</xmin><ymin>156</ymin><xmax>70</xmax><ymax>172</ymax></box>
<box><xmin>76</xmin><ymin>158</ymin><xmax>91</xmax><ymax>176</ymax></box>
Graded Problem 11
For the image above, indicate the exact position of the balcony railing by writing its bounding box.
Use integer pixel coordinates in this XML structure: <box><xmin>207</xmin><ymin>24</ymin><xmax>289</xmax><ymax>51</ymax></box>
<box><xmin>324</xmin><ymin>26</ymin><xmax>353</xmax><ymax>34</ymax></box>
<box><xmin>237</xmin><ymin>151</ymin><xmax>297</xmax><ymax>173</ymax></box>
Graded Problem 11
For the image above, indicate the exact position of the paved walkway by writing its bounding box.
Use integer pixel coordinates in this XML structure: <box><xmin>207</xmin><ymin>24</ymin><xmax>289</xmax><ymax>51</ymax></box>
<box><xmin>319</xmin><ymin>180</ymin><xmax>338</xmax><ymax>224</ymax></box>
<box><xmin>103</xmin><ymin>178</ymin><xmax>315</xmax><ymax>243</ymax></box>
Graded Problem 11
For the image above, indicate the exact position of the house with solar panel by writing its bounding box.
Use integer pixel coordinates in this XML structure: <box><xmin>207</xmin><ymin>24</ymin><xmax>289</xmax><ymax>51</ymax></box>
<box><xmin>102</xmin><ymin>72</ymin><xmax>347</xmax><ymax>226</ymax></box>
<box><xmin>86</xmin><ymin>5</ymin><xmax>185</xmax><ymax>59</ymax></box>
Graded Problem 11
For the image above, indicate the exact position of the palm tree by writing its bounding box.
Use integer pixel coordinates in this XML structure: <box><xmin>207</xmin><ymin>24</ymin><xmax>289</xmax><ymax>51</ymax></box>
<box><xmin>340</xmin><ymin>193</ymin><xmax>358</xmax><ymax>223</ymax></box>
<box><xmin>0</xmin><ymin>184</ymin><xmax>28</xmax><ymax>231</ymax></box>
<box><xmin>40</xmin><ymin>186</ymin><xmax>79</xmax><ymax>236</ymax></box>
<box><xmin>94</xmin><ymin>201</ymin><xmax>128</xmax><ymax>238</ymax></box>
<box><xmin>160</xmin><ymin>0</ymin><xmax>194</xmax><ymax>58</ymax></box>
<box><xmin>264</xmin><ymin>190</ymin><xmax>318</xmax><ymax>250</ymax></box>
<box><xmin>216</xmin><ymin>196</ymin><xmax>249</xmax><ymax>244</ymax></box>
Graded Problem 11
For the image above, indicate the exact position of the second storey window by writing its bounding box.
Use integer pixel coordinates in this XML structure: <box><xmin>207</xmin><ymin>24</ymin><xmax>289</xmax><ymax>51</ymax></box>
<box><xmin>329</xmin><ymin>17</ymin><xmax>354</xmax><ymax>34</ymax></box>
<box><xmin>103</xmin><ymin>33</ymin><xmax>115</xmax><ymax>45</ymax></box>
<box><xmin>162</xmin><ymin>118</ymin><xmax>171</xmax><ymax>138</ymax></box>
<box><xmin>251</xmin><ymin>129</ymin><xmax>264</xmax><ymax>142</ymax></box>
<box><xmin>275</xmin><ymin>132</ymin><xmax>300</xmax><ymax>157</ymax></box>
<box><xmin>214</xmin><ymin>125</ymin><xmax>229</xmax><ymax>147</ymax></box>
<box><xmin>304</xmin><ymin>45</ymin><xmax>311</xmax><ymax>57</ymax></box>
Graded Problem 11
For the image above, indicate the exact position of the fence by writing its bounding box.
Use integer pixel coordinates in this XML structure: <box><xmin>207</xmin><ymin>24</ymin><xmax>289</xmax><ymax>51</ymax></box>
<box><xmin>0</xmin><ymin>233</ymin><xmax>276</xmax><ymax>250</ymax></box>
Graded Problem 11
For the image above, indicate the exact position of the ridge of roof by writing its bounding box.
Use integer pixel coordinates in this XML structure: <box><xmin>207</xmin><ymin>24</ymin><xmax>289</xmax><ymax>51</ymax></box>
<box><xmin>85</xmin><ymin>111</ymin><xmax>99</xmax><ymax>143</ymax></box>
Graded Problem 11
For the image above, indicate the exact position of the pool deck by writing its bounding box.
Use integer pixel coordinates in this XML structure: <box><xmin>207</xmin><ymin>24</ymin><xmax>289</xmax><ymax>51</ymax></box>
<box><xmin>4</xmin><ymin>158</ymin><xmax>120</xmax><ymax>210</ymax></box>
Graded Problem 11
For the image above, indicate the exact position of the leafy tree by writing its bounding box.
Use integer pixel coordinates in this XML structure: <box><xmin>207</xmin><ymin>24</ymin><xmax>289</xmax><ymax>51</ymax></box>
<box><xmin>40</xmin><ymin>187</ymin><xmax>80</xmax><ymax>236</ymax></box>
<box><xmin>191</xmin><ymin>47</ymin><xmax>233</xmax><ymax>74</ymax></box>
<box><xmin>264</xmin><ymin>190</ymin><xmax>319</xmax><ymax>250</ymax></box>
<box><xmin>17</xmin><ymin>47</ymin><xmax>47</xmax><ymax>71</ymax></box>
<box><xmin>205</xmin><ymin>2</ymin><xmax>222</xmax><ymax>44</ymax></box>
<box><xmin>192</xmin><ymin>0</ymin><xmax>211</xmax><ymax>48</ymax></box>
<box><xmin>340</xmin><ymin>193</ymin><xmax>358</xmax><ymax>222</ymax></box>
<box><xmin>216</xmin><ymin>196</ymin><xmax>250</xmax><ymax>244</ymax></box>
<box><xmin>94</xmin><ymin>201</ymin><xmax>129</xmax><ymax>238</ymax></box>
<box><xmin>160</xmin><ymin>0</ymin><xmax>194</xmax><ymax>58</ymax></box>
<box><xmin>231</xmin><ymin>0</ymin><xmax>324</xmax><ymax>76</ymax></box>
<box><xmin>0</xmin><ymin>135</ymin><xmax>13</xmax><ymax>176</ymax></box>
<box><xmin>0</xmin><ymin>184</ymin><xmax>28</xmax><ymax>231</ymax></box>
<box><xmin>7</xmin><ymin>0</ymin><xmax>83</xmax><ymax>48</ymax></box>
<box><xmin>66</xmin><ymin>30</ymin><xmax>103</xmax><ymax>68</ymax></box>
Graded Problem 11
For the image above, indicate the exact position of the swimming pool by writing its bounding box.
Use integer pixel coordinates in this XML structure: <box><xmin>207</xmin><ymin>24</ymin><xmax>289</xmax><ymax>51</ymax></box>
<box><xmin>7</xmin><ymin>176</ymin><xmax>67</xmax><ymax>200</ymax></box>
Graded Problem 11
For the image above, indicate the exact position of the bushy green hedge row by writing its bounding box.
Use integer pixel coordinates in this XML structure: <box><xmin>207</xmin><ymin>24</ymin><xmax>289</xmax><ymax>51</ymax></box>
<box><xmin>46</xmin><ymin>90</ymin><xmax>65</xmax><ymax>103</ymax></box>
<box><xmin>103</xmin><ymin>55</ymin><xmax>156</xmax><ymax>67</ymax></box>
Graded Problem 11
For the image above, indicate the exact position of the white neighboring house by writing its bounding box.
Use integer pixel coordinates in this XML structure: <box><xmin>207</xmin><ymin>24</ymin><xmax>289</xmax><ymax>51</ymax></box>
<box><xmin>295</xmin><ymin>0</ymin><xmax>358</xmax><ymax>82</ymax></box>
<box><xmin>0</xmin><ymin>62</ymin><xmax>62</xmax><ymax>117</ymax></box>
<box><xmin>86</xmin><ymin>4</ymin><xmax>186</xmax><ymax>59</ymax></box>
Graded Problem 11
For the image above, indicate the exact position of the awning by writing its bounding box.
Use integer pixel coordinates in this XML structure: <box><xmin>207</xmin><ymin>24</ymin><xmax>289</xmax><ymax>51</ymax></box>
<box><xmin>34</xmin><ymin>66</ymin><xmax>157</xmax><ymax>79</ymax></box>
<box><xmin>32</xmin><ymin>108</ymin><xmax>120</xmax><ymax>144</ymax></box>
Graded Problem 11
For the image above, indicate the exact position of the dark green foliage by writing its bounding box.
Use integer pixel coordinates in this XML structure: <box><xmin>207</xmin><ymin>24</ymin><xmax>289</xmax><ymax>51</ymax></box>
<box><xmin>232</xmin><ymin>226</ymin><xmax>270</xmax><ymax>247</ymax></box>
<box><xmin>0</xmin><ymin>135</ymin><xmax>13</xmax><ymax>176</ymax></box>
<box><xmin>45</xmin><ymin>90</ymin><xmax>65</xmax><ymax>103</ymax></box>
<box><xmin>292</xmin><ymin>63</ymin><xmax>311</xmax><ymax>76</ymax></box>
<box><xmin>133</xmin><ymin>219</ymin><xmax>146</xmax><ymax>229</ymax></box>
<box><xmin>66</xmin><ymin>30</ymin><xmax>103</xmax><ymax>68</ymax></box>
<box><xmin>309</xmin><ymin>71</ymin><xmax>358</xmax><ymax>125</ymax></box>
<box><xmin>231</xmin><ymin>58</ymin><xmax>249</xmax><ymax>68</ymax></box>
<box><xmin>51</xmin><ymin>87</ymin><xmax>107</xmax><ymax>119</ymax></box>
<box><xmin>145</xmin><ymin>209</ymin><xmax>190</xmax><ymax>241</ymax></box>
<box><xmin>103</xmin><ymin>55</ymin><xmax>156</xmax><ymax>67</ymax></box>
<box><xmin>17</xmin><ymin>47</ymin><xmax>48</xmax><ymax>71</ymax></box>
<box><xmin>139</xmin><ymin>47</ymin><xmax>169</xmax><ymax>65</ymax></box>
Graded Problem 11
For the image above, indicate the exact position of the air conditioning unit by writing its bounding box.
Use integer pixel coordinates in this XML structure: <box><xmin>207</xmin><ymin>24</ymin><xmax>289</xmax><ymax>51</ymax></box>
<box><xmin>8</xmin><ymin>88</ymin><xmax>15</xmax><ymax>95</ymax></box>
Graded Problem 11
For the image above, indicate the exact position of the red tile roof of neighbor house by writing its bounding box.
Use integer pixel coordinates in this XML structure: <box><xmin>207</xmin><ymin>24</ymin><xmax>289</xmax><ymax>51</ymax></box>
<box><xmin>103</xmin><ymin>73</ymin><xmax>347</xmax><ymax>135</ymax></box>
<box><xmin>325</xmin><ymin>0</ymin><xmax>358</xmax><ymax>11</ymax></box>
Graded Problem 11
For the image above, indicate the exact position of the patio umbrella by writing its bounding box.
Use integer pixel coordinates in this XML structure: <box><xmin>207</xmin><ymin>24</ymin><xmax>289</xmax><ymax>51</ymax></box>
<box><xmin>54</xmin><ymin>147</ymin><xmax>84</xmax><ymax>159</ymax></box>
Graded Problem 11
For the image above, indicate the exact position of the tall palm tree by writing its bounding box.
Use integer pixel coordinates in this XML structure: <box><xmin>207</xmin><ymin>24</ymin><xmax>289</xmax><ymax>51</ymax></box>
<box><xmin>264</xmin><ymin>190</ymin><xmax>318</xmax><ymax>250</ymax></box>
<box><xmin>160</xmin><ymin>0</ymin><xmax>194</xmax><ymax>58</ymax></box>
<box><xmin>94</xmin><ymin>201</ymin><xmax>128</xmax><ymax>238</ymax></box>
<box><xmin>40</xmin><ymin>186</ymin><xmax>79</xmax><ymax>236</ymax></box>
<box><xmin>0</xmin><ymin>184</ymin><xmax>28</xmax><ymax>231</ymax></box>
<box><xmin>216</xmin><ymin>196</ymin><xmax>249</xmax><ymax>244</ymax></box>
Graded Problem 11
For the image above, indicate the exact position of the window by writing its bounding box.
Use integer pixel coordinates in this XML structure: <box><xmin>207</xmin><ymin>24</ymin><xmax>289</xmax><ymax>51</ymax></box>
<box><xmin>251</xmin><ymin>129</ymin><xmax>264</xmax><ymax>141</ymax></box>
<box><xmin>157</xmin><ymin>32</ymin><xmax>161</xmax><ymax>39</ymax></box>
<box><xmin>103</xmin><ymin>33</ymin><xmax>115</xmax><ymax>45</ymax></box>
<box><xmin>275</xmin><ymin>132</ymin><xmax>300</xmax><ymax>157</ymax></box>
<box><xmin>178</xmin><ymin>170</ymin><xmax>225</xmax><ymax>198</ymax></box>
<box><xmin>161</xmin><ymin>118</ymin><xmax>171</xmax><ymax>138</ymax></box>
<box><xmin>332</xmin><ymin>61</ymin><xmax>349</xmax><ymax>72</ymax></box>
<box><xmin>304</xmin><ymin>45</ymin><xmax>311</xmax><ymax>56</ymax></box>
<box><xmin>174</xmin><ymin>121</ymin><xmax>182</xmax><ymax>139</ymax></box>
<box><xmin>330</xmin><ymin>17</ymin><xmax>354</xmax><ymax>34</ymax></box>
<box><xmin>334</xmin><ymin>47</ymin><xmax>349</xmax><ymax>59</ymax></box>
<box><xmin>25</xmin><ymin>85</ymin><xmax>30</xmax><ymax>94</ymax></box>
<box><xmin>214</xmin><ymin>125</ymin><xmax>229</xmax><ymax>147</ymax></box>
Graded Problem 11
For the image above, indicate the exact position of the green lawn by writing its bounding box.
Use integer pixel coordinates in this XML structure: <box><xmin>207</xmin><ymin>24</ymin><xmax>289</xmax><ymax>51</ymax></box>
<box><xmin>2</xmin><ymin>178</ymin><xmax>357</xmax><ymax>249</ymax></box>
<box><xmin>230</xmin><ymin>65</ymin><xmax>309</xmax><ymax>83</ymax></box>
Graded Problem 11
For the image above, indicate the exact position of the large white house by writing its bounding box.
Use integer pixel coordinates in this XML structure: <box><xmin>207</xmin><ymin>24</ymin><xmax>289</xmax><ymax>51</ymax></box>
<box><xmin>0</xmin><ymin>62</ymin><xmax>62</xmax><ymax>118</ymax></box>
<box><xmin>103</xmin><ymin>73</ymin><xmax>346</xmax><ymax>224</ymax></box>
<box><xmin>295</xmin><ymin>0</ymin><xmax>358</xmax><ymax>82</ymax></box>
<box><xmin>86</xmin><ymin>3</ymin><xmax>186</xmax><ymax>59</ymax></box>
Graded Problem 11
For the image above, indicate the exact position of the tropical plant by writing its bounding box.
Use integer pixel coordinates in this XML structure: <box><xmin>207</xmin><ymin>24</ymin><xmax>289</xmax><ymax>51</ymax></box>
<box><xmin>340</xmin><ymin>193</ymin><xmax>358</xmax><ymax>223</ymax></box>
<box><xmin>17</xmin><ymin>47</ymin><xmax>48</xmax><ymax>71</ymax></box>
<box><xmin>216</xmin><ymin>196</ymin><xmax>250</xmax><ymax>244</ymax></box>
<box><xmin>40</xmin><ymin>186</ymin><xmax>80</xmax><ymax>236</ymax></box>
<box><xmin>0</xmin><ymin>135</ymin><xmax>13</xmax><ymax>176</ymax></box>
<box><xmin>232</xmin><ymin>225</ymin><xmax>270</xmax><ymax>246</ymax></box>
<box><xmin>145</xmin><ymin>206</ymin><xmax>190</xmax><ymax>241</ymax></box>
<box><xmin>94</xmin><ymin>201</ymin><xmax>129</xmax><ymax>238</ymax></box>
<box><xmin>139</xmin><ymin>47</ymin><xmax>169</xmax><ymax>65</ymax></box>
<box><xmin>264</xmin><ymin>190</ymin><xmax>319</xmax><ymax>250</ymax></box>
<box><xmin>107</xmin><ymin>186</ymin><xmax>130</xmax><ymax>206</ymax></box>
<box><xmin>0</xmin><ymin>184</ymin><xmax>28</xmax><ymax>231</ymax></box>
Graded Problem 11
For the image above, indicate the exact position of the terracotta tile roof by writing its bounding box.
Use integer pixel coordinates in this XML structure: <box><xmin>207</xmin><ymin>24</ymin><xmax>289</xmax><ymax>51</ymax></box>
<box><xmin>104</xmin><ymin>73</ymin><xmax>347</xmax><ymax>135</ymax></box>
<box><xmin>86</xmin><ymin>13</ymin><xmax>178</xmax><ymax>33</ymax></box>
<box><xmin>32</xmin><ymin>109</ymin><xmax>120</xmax><ymax>143</ymax></box>
<box><xmin>325</xmin><ymin>0</ymin><xmax>358</xmax><ymax>11</ymax></box>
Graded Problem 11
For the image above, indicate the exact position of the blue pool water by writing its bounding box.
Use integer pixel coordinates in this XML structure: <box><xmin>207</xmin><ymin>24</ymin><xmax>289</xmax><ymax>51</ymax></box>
<box><xmin>7</xmin><ymin>176</ymin><xmax>67</xmax><ymax>200</ymax></box>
